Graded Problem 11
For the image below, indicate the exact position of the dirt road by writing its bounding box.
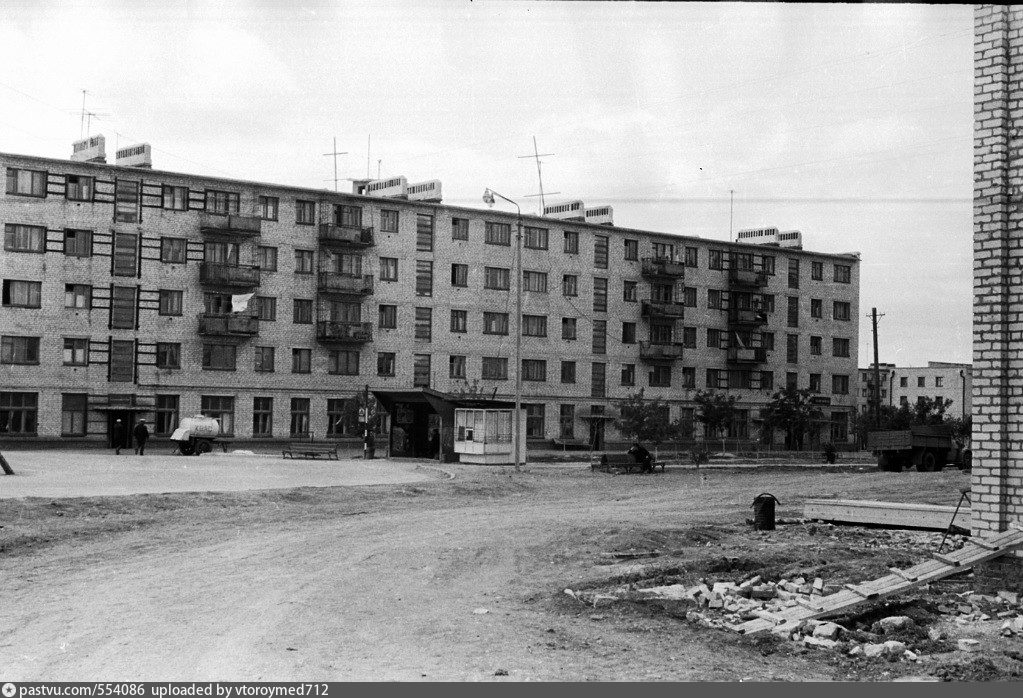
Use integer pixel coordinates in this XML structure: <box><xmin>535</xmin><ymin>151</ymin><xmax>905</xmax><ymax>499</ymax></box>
<box><xmin>0</xmin><ymin>463</ymin><xmax>969</xmax><ymax>681</ymax></box>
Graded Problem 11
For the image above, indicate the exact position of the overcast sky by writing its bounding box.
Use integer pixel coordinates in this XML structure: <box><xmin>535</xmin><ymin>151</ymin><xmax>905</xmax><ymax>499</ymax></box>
<box><xmin>0</xmin><ymin>1</ymin><xmax>973</xmax><ymax>367</ymax></box>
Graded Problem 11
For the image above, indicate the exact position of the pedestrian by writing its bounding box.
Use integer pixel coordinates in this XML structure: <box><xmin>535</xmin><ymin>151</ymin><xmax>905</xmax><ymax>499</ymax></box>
<box><xmin>627</xmin><ymin>442</ymin><xmax>654</xmax><ymax>473</ymax></box>
<box><xmin>112</xmin><ymin>419</ymin><xmax>125</xmax><ymax>455</ymax></box>
<box><xmin>133</xmin><ymin>419</ymin><xmax>150</xmax><ymax>456</ymax></box>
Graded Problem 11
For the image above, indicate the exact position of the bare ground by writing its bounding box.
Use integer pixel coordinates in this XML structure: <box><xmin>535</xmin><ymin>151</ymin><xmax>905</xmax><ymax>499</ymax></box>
<box><xmin>0</xmin><ymin>460</ymin><xmax>1017</xmax><ymax>681</ymax></box>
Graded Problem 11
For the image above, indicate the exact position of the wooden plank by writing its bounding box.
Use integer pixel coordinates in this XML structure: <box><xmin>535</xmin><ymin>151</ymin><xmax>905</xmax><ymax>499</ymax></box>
<box><xmin>889</xmin><ymin>567</ymin><xmax>917</xmax><ymax>582</ymax></box>
<box><xmin>968</xmin><ymin>538</ymin><xmax>1001</xmax><ymax>551</ymax></box>
<box><xmin>843</xmin><ymin>583</ymin><xmax>875</xmax><ymax>599</ymax></box>
<box><xmin>932</xmin><ymin>552</ymin><xmax>961</xmax><ymax>566</ymax></box>
<box><xmin>803</xmin><ymin>498</ymin><xmax>971</xmax><ymax>531</ymax></box>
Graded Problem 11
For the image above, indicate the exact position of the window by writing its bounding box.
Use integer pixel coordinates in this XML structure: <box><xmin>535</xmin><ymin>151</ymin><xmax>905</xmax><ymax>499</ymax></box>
<box><xmin>413</xmin><ymin>354</ymin><xmax>431</xmax><ymax>388</ymax></box>
<box><xmin>832</xmin><ymin>374</ymin><xmax>850</xmax><ymax>395</ymax></box>
<box><xmin>682</xmin><ymin>287</ymin><xmax>697</xmax><ymax>307</ymax></box>
<box><xmin>325</xmin><ymin>398</ymin><xmax>350</xmax><ymax>437</ymax></box>
<box><xmin>649</xmin><ymin>365</ymin><xmax>671</xmax><ymax>388</ymax></box>
<box><xmin>254</xmin><ymin>346</ymin><xmax>275</xmax><ymax>372</ymax></box>
<box><xmin>415</xmin><ymin>261</ymin><xmax>433</xmax><ymax>296</ymax></box>
<box><xmin>917</xmin><ymin>376</ymin><xmax>926</xmax><ymax>388</ymax></box>
<box><xmin>833</xmin><ymin>337</ymin><xmax>850</xmax><ymax>358</ymax></box>
<box><xmin>763</xmin><ymin>332</ymin><xmax>775</xmax><ymax>351</ymax></box>
<box><xmin>834</xmin><ymin>264</ymin><xmax>852</xmax><ymax>283</ymax></box>
<box><xmin>484</xmin><ymin>267</ymin><xmax>510</xmax><ymax>290</ymax></box>
<box><xmin>378</xmin><ymin>257</ymin><xmax>398</xmax><ymax>282</ymax></box>
<box><xmin>562</xmin><ymin>274</ymin><xmax>578</xmax><ymax>297</ymax></box>
<box><xmin>377</xmin><ymin>352</ymin><xmax>396</xmax><ymax>377</ymax></box>
<box><xmin>810</xmin><ymin>298</ymin><xmax>822</xmax><ymax>319</ymax></box>
<box><xmin>592</xmin><ymin>319</ymin><xmax>607</xmax><ymax>354</ymax></box>
<box><xmin>0</xmin><ymin>391</ymin><xmax>38</xmax><ymax>434</ymax></box>
<box><xmin>293</xmin><ymin>299</ymin><xmax>313</xmax><ymax>324</ymax></box>
<box><xmin>252</xmin><ymin>397</ymin><xmax>273</xmax><ymax>437</ymax></box>
<box><xmin>202</xmin><ymin>344</ymin><xmax>236</xmax><ymax>371</ymax></box>
<box><xmin>294</xmin><ymin>249</ymin><xmax>314</xmax><ymax>274</ymax></box>
<box><xmin>485</xmin><ymin>221</ymin><xmax>511</xmax><ymax>245</ymax></box>
<box><xmin>291</xmin><ymin>348</ymin><xmax>312</xmax><ymax>373</ymax></box>
<box><xmin>623</xmin><ymin>281</ymin><xmax>638</xmax><ymax>302</ymax></box>
<box><xmin>1</xmin><ymin>336</ymin><xmax>39</xmax><ymax>364</ymax></box>
<box><xmin>326</xmin><ymin>349</ymin><xmax>358</xmax><ymax>376</ymax></box>
<box><xmin>2</xmin><ymin>280</ymin><xmax>42</xmax><ymax>308</ymax></box>
<box><xmin>787</xmin><ymin>258</ymin><xmax>800</xmax><ymax>289</ymax></box>
<box><xmin>4</xmin><ymin>224</ymin><xmax>45</xmax><ymax>253</ymax></box>
<box><xmin>159</xmin><ymin>290</ymin><xmax>183</xmax><ymax>316</ymax></box>
<box><xmin>201</xmin><ymin>396</ymin><xmax>234</xmax><ymax>435</ymax></box>
<box><xmin>154</xmin><ymin>395</ymin><xmax>179</xmax><ymax>436</ymax></box>
<box><xmin>593</xmin><ymin>277</ymin><xmax>608</xmax><ymax>312</ymax></box>
<box><xmin>452</xmin><ymin>217</ymin><xmax>469</xmax><ymax>240</ymax></box>
<box><xmin>786</xmin><ymin>334</ymin><xmax>799</xmax><ymax>363</ymax></box>
<box><xmin>900</xmin><ymin>376</ymin><xmax>908</xmax><ymax>387</ymax></box>
<box><xmin>557</xmin><ymin>231</ymin><xmax>578</xmax><ymax>256</ymax></box>
<box><xmin>205</xmin><ymin>189</ymin><xmax>239</xmax><ymax>215</ymax></box>
<box><xmin>650</xmin><ymin>323</ymin><xmax>673</xmax><ymax>345</ymax></box>
<box><xmin>833</xmin><ymin>301</ymin><xmax>851</xmax><ymax>321</ymax></box>
<box><xmin>449</xmin><ymin>355</ymin><xmax>467</xmax><ymax>379</ymax></box>
<box><xmin>709</xmin><ymin>249</ymin><xmax>724</xmax><ymax>270</ymax></box>
<box><xmin>296</xmin><ymin>199</ymin><xmax>316</xmax><ymax>225</ymax></box>
<box><xmin>450</xmin><ymin>309</ymin><xmax>468</xmax><ymax>333</ymax></box>
<box><xmin>522</xmin><ymin>359</ymin><xmax>547</xmax><ymax>382</ymax></box>
<box><xmin>621</xmin><ymin>363</ymin><xmax>636</xmax><ymax>387</ymax></box>
<box><xmin>936</xmin><ymin>376</ymin><xmax>944</xmax><ymax>387</ymax></box>
<box><xmin>624</xmin><ymin>239</ymin><xmax>639</xmax><ymax>260</ymax></box>
<box><xmin>525</xmin><ymin>226</ymin><xmax>549</xmax><ymax>249</ymax></box>
<box><xmin>336</xmin><ymin>204</ymin><xmax>362</xmax><ymax>227</ymax></box>
<box><xmin>64</xmin><ymin>284</ymin><xmax>90</xmax><ymax>309</ymax></box>
<box><xmin>6</xmin><ymin>167</ymin><xmax>46</xmax><ymax>197</ymax></box>
<box><xmin>162</xmin><ymin>185</ymin><xmax>187</xmax><ymax>210</ymax></box>
<box><xmin>378</xmin><ymin>305</ymin><xmax>397</xmax><ymax>329</ymax></box>
<box><xmin>811</xmin><ymin>261</ymin><xmax>823</xmax><ymax>281</ymax></box>
<box><xmin>204</xmin><ymin>240</ymin><xmax>238</xmax><ymax>265</ymax></box>
<box><xmin>652</xmin><ymin>282</ymin><xmax>674</xmax><ymax>303</ymax></box>
<box><xmin>523</xmin><ymin>314</ymin><xmax>548</xmax><ymax>337</ymax></box>
<box><xmin>682</xmin><ymin>327</ymin><xmax>697</xmax><ymax>348</ymax></box>
<box><xmin>561</xmin><ymin>361</ymin><xmax>576</xmax><ymax>384</ymax></box>
<box><xmin>254</xmin><ymin>296</ymin><xmax>276</xmax><ymax>321</ymax></box>
<box><xmin>809</xmin><ymin>373</ymin><xmax>822</xmax><ymax>393</ymax></box>
<box><xmin>682</xmin><ymin>367</ymin><xmax>696</xmax><ymax>389</ymax></box>
<box><xmin>525</xmin><ymin>403</ymin><xmax>546</xmax><ymax>437</ymax></box>
<box><xmin>416</xmin><ymin>214</ymin><xmax>434</xmax><ymax>251</ymax></box>
<box><xmin>591</xmin><ymin>363</ymin><xmax>606</xmax><ymax>398</ymax></box>
<box><xmin>63</xmin><ymin>337</ymin><xmax>88</xmax><ymax>366</ymax></box>
<box><xmin>707</xmin><ymin>329</ymin><xmax>723</xmax><ymax>348</ymax></box>
<box><xmin>594</xmin><ymin>236</ymin><xmax>609</xmax><ymax>269</ymax></box>
<box><xmin>559</xmin><ymin>404</ymin><xmax>575</xmax><ymax>439</ymax></box>
<box><xmin>482</xmin><ymin>357</ymin><xmax>508</xmax><ymax>380</ymax></box>
<box><xmin>290</xmin><ymin>398</ymin><xmax>311</xmax><ymax>437</ymax></box>
<box><xmin>63</xmin><ymin>174</ymin><xmax>93</xmax><ymax>202</ymax></box>
<box><xmin>415</xmin><ymin>307</ymin><xmax>432</xmax><ymax>341</ymax></box>
<box><xmin>786</xmin><ymin>372</ymin><xmax>798</xmax><ymax>390</ymax></box>
<box><xmin>483</xmin><ymin>312</ymin><xmax>509</xmax><ymax>335</ymax></box>
<box><xmin>684</xmin><ymin>246</ymin><xmax>698</xmax><ymax>267</ymax></box>
<box><xmin>155</xmin><ymin>342</ymin><xmax>181</xmax><ymax>369</ymax></box>
<box><xmin>258</xmin><ymin>196</ymin><xmax>278</xmax><ymax>221</ymax></box>
<box><xmin>708</xmin><ymin>289</ymin><xmax>723</xmax><ymax>309</ymax></box>
<box><xmin>762</xmin><ymin>256</ymin><xmax>776</xmax><ymax>275</ymax></box>
<box><xmin>523</xmin><ymin>270</ymin><xmax>548</xmax><ymax>293</ymax></box>
<box><xmin>810</xmin><ymin>336</ymin><xmax>822</xmax><ymax>356</ymax></box>
<box><xmin>160</xmin><ymin>238</ymin><xmax>187</xmax><ymax>264</ymax></box>
<box><xmin>451</xmin><ymin>263</ymin><xmax>468</xmax><ymax>287</ymax></box>
<box><xmin>787</xmin><ymin>296</ymin><xmax>799</xmax><ymax>328</ymax></box>
<box><xmin>55</xmin><ymin>393</ymin><xmax>87</xmax><ymax>437</ymax></box>
<box><xmin>760</xmin><ymin>371</ymin><xmax>773</xmax><ymax>390</ymax></box>
<box><xmin>562</xmin><ymin>317</ymin><xmax>577</xmax><ymax>341</ymax></box>
<box><xmin>256</xmin><ymin>246</ymin><xmax>277</xmax><ymax>271</ymax></box>
<box><xmin>203</xmin><ymin>292</ymin><xmax>232</xmax><ymax>316</ymax></box>
<box><xmin>622</xmin><ymin>322</ymin><xmax>636</xmax><ymax>344</ymax></box>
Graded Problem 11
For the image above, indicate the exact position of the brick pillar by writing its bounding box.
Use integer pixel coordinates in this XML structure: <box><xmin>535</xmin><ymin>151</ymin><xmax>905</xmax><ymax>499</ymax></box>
<box><xmin>974</xmin><ymin>4</ymin><xmax>1023</xmax><ymax>591</ymax></box>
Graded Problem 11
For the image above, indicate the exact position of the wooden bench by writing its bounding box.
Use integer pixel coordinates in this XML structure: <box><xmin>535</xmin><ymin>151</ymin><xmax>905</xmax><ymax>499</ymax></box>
<box><xmin>590</xmin><ymin>452</ymin><xmax>665</xmax><ymax>474</ymax></box>
<box><xmin>282</xmin><ymin>443</ymin><xmax>341</xmax><ymax>460</ymax></box>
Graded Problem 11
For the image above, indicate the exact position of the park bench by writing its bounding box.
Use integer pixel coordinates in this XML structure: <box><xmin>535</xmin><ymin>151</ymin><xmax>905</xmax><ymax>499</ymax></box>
<box><xmin>282</xmin><ymin>442</ymin><xmax>341</xmax><ymax>460</ymax></box>
<box><xmin>590</xmin><ymin>452</ymin><xmax>665</xmax><ymax>474</ymax></box>
<box><xmin>551</xmin><ymin>437</ymin><xmax>589</xmax><ymax>450</ymax></box>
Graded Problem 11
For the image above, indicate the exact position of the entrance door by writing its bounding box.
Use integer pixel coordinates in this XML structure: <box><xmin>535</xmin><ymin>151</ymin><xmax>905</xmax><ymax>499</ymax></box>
<box><xmin>107</xmin><ymin>410</ymin><xmax>135</xmax><ymax>449</ymax></box>
<box><xmin>588</xmin><ymin>419</ymin><xmax>605</xmax><ymax>451</ymax></box>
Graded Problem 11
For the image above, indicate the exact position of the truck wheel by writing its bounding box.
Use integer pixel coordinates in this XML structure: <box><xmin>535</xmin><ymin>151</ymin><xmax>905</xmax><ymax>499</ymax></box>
<box><xmin>178</xmin><ymin>441</ymin><xmax>195</xmax><ymax>456</ymax></box>
<box><xmin>918</xmin><ymin>452</ymin><xmax>936</xmax><ymax>472</ymax></box>
<box><xmin>961</xmin><ymin>450</ymin><xmax>972</xmax><ymax>472</ymax></box>
<box><xmin>878</xmin><ymin>453</ymin><xmax>892</xmax><ymax>471</ymax></box>
<box><xmin>196</xmin><ymin>439</ymin><xmax>212</xmax><ymax>455</ymax></box>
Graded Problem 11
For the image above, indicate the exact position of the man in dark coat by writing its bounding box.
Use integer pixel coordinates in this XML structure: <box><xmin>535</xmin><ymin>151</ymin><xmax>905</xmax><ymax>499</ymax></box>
<box><xmin>112</xmin><ymin>419</ymin><xmax>126</xmax><ymax>455</ymax></box>
<box><xmin>133</xmin><ymin>419</ymin><xmax>150</xmax><ymax>456</ymax></box>
<box><xmin>627</xmin><ymin>442</ymin><xmax>654</xmax><ymax>472</ymax></box>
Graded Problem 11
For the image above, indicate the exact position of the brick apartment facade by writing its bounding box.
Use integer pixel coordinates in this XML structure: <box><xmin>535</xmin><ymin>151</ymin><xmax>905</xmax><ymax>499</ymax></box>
<box><xmin>857</xmin><ymin>362</ymin><xmax>973</xmax><ymax>419</ymax></box>
<box><xmin>1</xmin><ymin>149</ymin><xmax>860</xmax><ymax>450</ymax></box>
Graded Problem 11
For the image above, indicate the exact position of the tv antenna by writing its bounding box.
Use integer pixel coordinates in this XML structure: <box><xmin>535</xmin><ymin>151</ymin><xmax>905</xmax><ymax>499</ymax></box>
<box><xmin>323</xmin><ymin>137</ymin><xmax>348</xmax><ymax>192</ymax></box>
<box><xmin>78</xmin><ymin>90</ymin><xmax>110</xmax><ymax>139</ymax></box>
<box><xmin>519</xmin><ymin>136</ymin><xmax>559</xmax><ymax>215</ymax></box>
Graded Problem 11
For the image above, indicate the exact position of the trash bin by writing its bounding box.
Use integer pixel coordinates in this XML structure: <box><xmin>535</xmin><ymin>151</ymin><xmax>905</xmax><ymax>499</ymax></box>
<box><xmin>751</xmin><ymin>493</ymin><xmax>780</xmax><ymax>531</ymax></box>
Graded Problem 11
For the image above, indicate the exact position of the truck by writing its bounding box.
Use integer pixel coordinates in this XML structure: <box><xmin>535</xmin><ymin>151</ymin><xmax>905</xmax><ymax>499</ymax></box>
<box><xmin>169</xmin><ymin>415</ymin><xmax>223</xmax><ymax>455</ymax></box>
<box><xmin>867</xmin><ymin>424</ymin><xmax>971</xmax><ymax>472</ymax></box>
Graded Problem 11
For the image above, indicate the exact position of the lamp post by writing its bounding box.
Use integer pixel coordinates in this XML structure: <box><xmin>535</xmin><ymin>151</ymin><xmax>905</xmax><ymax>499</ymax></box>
<box><xmin>483</xmin><ymin>188</ymin><xmax>523</xmax><ymax>472</ymax></box>
<box><xmin>960</xmin><ymin>369</ymin><xmax>966</xmax><ymax>420</ymax></box>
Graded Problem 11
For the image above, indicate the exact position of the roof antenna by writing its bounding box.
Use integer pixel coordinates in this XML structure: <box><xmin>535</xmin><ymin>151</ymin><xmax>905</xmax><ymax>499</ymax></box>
<box><xmin>520</xmin><ymin>136</ymin><xmax>559</xmax><ymax>215</ymax></box>
<box><xmin>323</xmin><ymin>137</ymin><xmax>348</xmax><ymax>192</ymax></box>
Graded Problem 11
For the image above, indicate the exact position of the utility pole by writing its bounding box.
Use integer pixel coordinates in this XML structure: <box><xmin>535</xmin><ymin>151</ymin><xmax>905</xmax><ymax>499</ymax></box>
<box><xmin>367</xmin><ymin>134</ymin><xmax>371</xmax><ymax>179</ymax></box>
<box><xmin>323</xmin><ymin>137</ymin><xmax>348</xmax><ymax>192</ymax></box>
<box><xmin>870</xmin><ymin>308</ymin><xmax>884</xmax><ymax>429</ymax></box>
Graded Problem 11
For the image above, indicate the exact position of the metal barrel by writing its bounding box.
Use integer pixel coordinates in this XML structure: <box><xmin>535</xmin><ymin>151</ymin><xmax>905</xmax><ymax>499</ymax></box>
<box><xmin>751</xmin><ymin>493</ymin><xmax>780</xmax><ymax>531</ymax></box>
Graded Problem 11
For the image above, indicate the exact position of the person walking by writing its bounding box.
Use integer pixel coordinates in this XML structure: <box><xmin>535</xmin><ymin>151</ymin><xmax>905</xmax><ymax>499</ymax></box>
<box><xmin>112</xmin><ymin>419</ymin><xmax>126</xmax><ymax>456</ymax></box>
<box><xmin>133</xmin><ymin>419</ymin><xmax>150</xmax><ymax>456</ymax></box>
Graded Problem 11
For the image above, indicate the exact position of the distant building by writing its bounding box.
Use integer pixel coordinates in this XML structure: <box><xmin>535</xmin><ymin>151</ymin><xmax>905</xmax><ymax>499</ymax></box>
<box><xmin>858</xmin><ymin>362</ymin><xmax>972</xmax><ymax>419</ymax></box>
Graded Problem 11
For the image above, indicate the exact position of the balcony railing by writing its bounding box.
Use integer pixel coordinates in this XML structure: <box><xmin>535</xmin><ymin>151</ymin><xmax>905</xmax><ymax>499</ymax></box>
<box><xmin>727</xmin><ymin>307</ymin><xmax>769</xmax><ymax>326</ymax></box>
<box><xmin>641</xmin><ymin>300</ymin><xmax>686</xmax><ymax>319</ymax></box>
<box><xmin>317</xmin><ymin>272</ymin><xmax>374</xmax><ymax>295</ymax></box>
<box><xmin>728</xmin><ymin>268</ymin><xmax>768</xmax><ymax>288</ymax></box>
<box><xmin>316</xmin><ymin>321</ymin><xmax>373</xmax><ymax>344</ymax></box>
<box><xmin>199</xmin><ymin>262</ymin><xmax>261</xmax><ymax>288</ymax></box>
<box><xmin>197</xmin><ymin>313</ymin><xmax>259</xmax><ymax>337</ymax></box>
<box><xmin>199</xmin><ymin>213</ymin><xmax>262</xmax><ymax>237</ymax></box>
<box><xmin>639</xmin><ymin>341</ymin><xmax>685</xmax><ymax>361</ymax></box>
<box><xmin>318</xmin><ymin>223</ymin><xmax>375</xmax><ymax>247</ymax></box>
<box><xmin>726</xmin><ymin>347</ymin><xmax>768</xmax><ymax>364</ymax></box>
<box><xmin>640</xmin><ymin>257</ymin><xmax>686</xmax><ymax>278</ymax></box>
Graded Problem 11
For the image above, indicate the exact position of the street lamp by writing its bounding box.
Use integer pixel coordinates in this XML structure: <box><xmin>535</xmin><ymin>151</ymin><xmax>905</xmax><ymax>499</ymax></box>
<box><xmin>483</xmin><ymin>188</ymin><xmax>524</xmax><ymax>472</ymax></box>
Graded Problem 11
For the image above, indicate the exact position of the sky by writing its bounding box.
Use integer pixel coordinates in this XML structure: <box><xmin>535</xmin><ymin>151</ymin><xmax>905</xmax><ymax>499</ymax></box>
<box><xmin>0</xmin><ymin>1</ymin><xmax>974</xmax><ymax>367</ymax></box>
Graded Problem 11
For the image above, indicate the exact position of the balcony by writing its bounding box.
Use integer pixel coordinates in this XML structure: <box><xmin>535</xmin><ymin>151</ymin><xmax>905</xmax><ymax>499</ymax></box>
<box><xmin>641</xmin><ymin>300</ymin><xmax>685</xmax><ymax>319</ymax></box>
<box><xmin>639</xmin><ymin>341</ymin><xmax>684</xmax><ymax>361</ymax></box>
<box><xmin>199</xmin><ymin>213</ymin><xmax>262</xmax><ymax>238</ymax></box>
<box><xmin>727</xmin><ymin>307</ymin><xmax>769</xmax><ymax>326</ymax></box>
<box><xmin>197</xmin><ymin>313</ymin><xmax>259</xmax><ymax>338</ymax></box>
<box><xmin>727</xmin><ymin>347</ymin><xmax>768</xmax><ymax>364</ymax></box>
<box><xmin>199</xmin><ymin>262</ymin><xmax>261</xmax><ymax>288</ymax></box>
<box><xmin>318</xmin><ymin>223</ymin><xmax>375</xmax><ymax>247</ymax></box>
<box><xmin>316</xmin><ymin>321</ymin><xmax>373</xmax><ymax>345</ymax></box>
<box><xmin>317</xmin><ymin>272</ymin><xmax>374</xmax><ymax>296</ymax></box>
<box><xmin>640</xmin><ymin>257</ymin><xmax>686</xmax><ymax>278</ymax></box>
<box><xmin>728</xmin><ymin>268</ymin><xmax>768</xmax><ymax>288</ymax></box>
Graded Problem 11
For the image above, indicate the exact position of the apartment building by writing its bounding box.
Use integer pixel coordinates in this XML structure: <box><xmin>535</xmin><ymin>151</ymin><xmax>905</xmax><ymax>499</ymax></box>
<box><xmin>858</xmin><ymin>362</ymin><xmax>972</xmax><ymax>419</ymax></box>
<box><xmin>0</xmin><ymin>148</ymin><xmax>860</xmax><ymax>452</ymax></box>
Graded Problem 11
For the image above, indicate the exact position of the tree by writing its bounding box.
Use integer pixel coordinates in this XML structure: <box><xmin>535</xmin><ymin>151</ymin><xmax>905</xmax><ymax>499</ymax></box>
<box><xmin>616</xmin><ymin>389</ymin><xmax>673</xmax><ymax>454</ymax></box>
<box><xmin>913</xmin><ymin>396</ymin><xmax>953</xmax><ymax>425</ymax></box>
<box><xmin>758</xmin><ymin>386</ymin><xmax>824</xmax><ymax>450</ymax></box>
<box><xmin>693</xmin><ymin>390</ymin><xmax>738</xmax><ymax>443</ymax></box>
